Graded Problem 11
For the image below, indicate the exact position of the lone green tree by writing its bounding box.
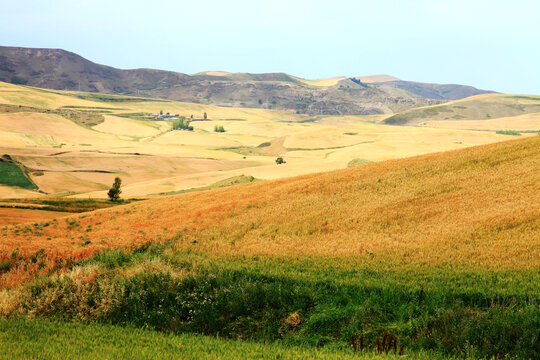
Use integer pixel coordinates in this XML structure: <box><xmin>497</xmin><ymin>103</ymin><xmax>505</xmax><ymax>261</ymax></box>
<box><xmin>214</xmin><ymin>124</ymin><xmax>225</xmax><ymax>132</ymax></box>
<box><xmin>203</xmin><ymin>112</ymin><xmax>207</xmax><ymax>120</ymax></box>
<box><xmin>107</xmin><ymin>177</ymin><xmax>122</xmax><ymax>201</ymax></box>
<box><xmin>275</xmin><ymin>157</ymin><xmax>286</xmax><ymax>165</ymax></box>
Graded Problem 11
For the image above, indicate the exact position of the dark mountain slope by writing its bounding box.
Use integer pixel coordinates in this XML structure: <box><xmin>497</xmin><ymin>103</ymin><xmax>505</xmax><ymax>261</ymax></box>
<box><xmin>380</xmin><ymin>80</ymin><xmax>495</xmax><ymax>100</ymax></box>
<box><xmin>0</xmin><ymin>46</ymin><xmax>493</xmax><ymax>115</ymax></box>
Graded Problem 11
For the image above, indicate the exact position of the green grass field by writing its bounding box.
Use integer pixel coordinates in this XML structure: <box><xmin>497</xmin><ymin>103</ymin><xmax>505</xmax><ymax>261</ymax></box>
<box><xmin>0</xmin><ymin>160</ymin><xmax>36</xmax><ymax>189</ymax></box>
<box><xmin>6</xmin><ymin>245</ymin><xmax>537</xmax><ymax>359</ymax></box>
<box><xmin>0</xmin><ymin>317</ymin><xmax>480</xmax><ymax>359</ymax></box>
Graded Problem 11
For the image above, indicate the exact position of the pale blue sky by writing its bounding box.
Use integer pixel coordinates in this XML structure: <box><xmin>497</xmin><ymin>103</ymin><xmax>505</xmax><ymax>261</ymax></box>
<box><xmin>1</xmin><ymin>0</ymin><xmax>539</xmax><ymax>94</ymax></box>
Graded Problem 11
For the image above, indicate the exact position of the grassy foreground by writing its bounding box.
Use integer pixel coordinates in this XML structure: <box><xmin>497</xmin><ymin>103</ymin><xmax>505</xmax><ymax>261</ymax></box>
<box><xmin>0</xmin><ymin>319</ymin><xmax>478</xmax><ymax>360</ymax></box>
<box><xmin>3</xmin><ymin>245</ymin><xmax>538</xmax><ymax>359</ymax></box>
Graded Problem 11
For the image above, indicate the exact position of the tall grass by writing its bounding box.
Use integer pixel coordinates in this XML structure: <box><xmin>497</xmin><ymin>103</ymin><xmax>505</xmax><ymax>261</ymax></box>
<box><xmin>4</xmin><ymin>319</ymin><xmax>428</xmax><ymax>360</ymax></box>
<box><xmin>3</xmin><ymin>247</ymin><xmax>538</xmax><ymax>359</ymax></box>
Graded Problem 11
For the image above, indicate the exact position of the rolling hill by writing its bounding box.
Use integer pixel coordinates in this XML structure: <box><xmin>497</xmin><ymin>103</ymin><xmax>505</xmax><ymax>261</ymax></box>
<box><xmin>0</xmin><ymin>46</ymin><xmax>494</xmax><ymax>115</ymax></box>
<box><xmin>383</xmin><ymin>93</ymin><xmax>540</xmax><ymax>130</ymax></box>
<box><xmin>0</xmin><ymin>81</ymin><xmax>520</xmax><ymax>201</ymax></box>
<box><xmin>380</xmin><ymin>80</ymin><xmax>496</xmax><ymax>100</ymax></box>
<box><xmin>2</xmin><ymin>135</ymin><xmax>538</xmax><ymax>268</ymax></box>
<box><xmin>0</xmin><ymin>135</ymin><xmax>538</xmax><ymax>359</ymax></box>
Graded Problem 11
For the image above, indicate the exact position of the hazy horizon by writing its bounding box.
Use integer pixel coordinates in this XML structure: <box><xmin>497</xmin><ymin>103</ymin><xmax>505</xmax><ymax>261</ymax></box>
<box><xmin>1</xmin><ymin>0</ymin><xmax>539</xmax><ymax>94</ymax></box>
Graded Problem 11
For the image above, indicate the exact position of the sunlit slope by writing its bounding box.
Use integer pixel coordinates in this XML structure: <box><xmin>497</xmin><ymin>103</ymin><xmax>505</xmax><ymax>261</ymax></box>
<box><xmin>358</xmin><ymin>75</ymin><xmax>399</xmax><ymax>83</ymax></box>
<box><xmin>0</xmin><ymin>81</ymin><xmax>310</xmax><ymax>124</ymax></box>
<box><xmin>0</xmin><ymin>81</ymin><xmax>521</xmax><ymax>198</ymax></box>
<box><xmin>421</xmin><ymin>111</ymin><xmax>540</xmax><ymax>131</ymax></box>
<box><xmin>0</xmin><ymin>82</ymin><xmax>323</xmax><ymax>196</ymax></box>
<box><xmin>2</xmin><ymin>135</ymin><xmax>538</xmax><ymax>276</ymax></box>
<box><xmin>383</xmin><ymin>93</ymin><xmax>540</xmax><ymax>130</ymax></box>
<box><xmin>292</xmin><ymin>76</ymin><xmax>347</xmax><ymax>87</ymax></box>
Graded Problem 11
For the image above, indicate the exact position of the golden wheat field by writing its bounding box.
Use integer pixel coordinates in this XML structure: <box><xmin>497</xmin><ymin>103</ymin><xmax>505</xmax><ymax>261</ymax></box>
<box><xmin>1</xmin><ymin>136</ymin><xmax>538</xmax><ymax>288</ymax></box>
<box><xmin>0</xmin><ymin>81</ymin><xmax>531</xmax><ymax>201</ymax></box>
<box><xmin>0</xmin><ymin>208</ymin><xmax>70</xmax><ymax>226</ymax></box>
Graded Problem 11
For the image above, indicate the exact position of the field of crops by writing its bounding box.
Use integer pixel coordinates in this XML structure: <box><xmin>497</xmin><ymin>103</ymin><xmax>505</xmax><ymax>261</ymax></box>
<box><xmin>0</xmin><ymin>160</ymin><xmax>35</xmax><ymax>189</ymax></box>
<box><xmin>0</xmin><ymin>136</ymin><xmax>538</xmax><ymax>359</ymax></box>
<box><xmin>0</xmin><ymin>81</ymin><xmax>528</xmax><ymax>199</ymax></box>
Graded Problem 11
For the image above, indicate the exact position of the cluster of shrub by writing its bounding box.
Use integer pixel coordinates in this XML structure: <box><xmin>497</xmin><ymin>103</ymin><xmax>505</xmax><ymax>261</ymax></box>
<box><xmin>172</xmin><ymin>117</ymin><xmax>193</xmax><ymax>131</ymax></box>
<box><xmin>8</xmin><ymin>242</ymin><xmax>538</xmax><ymax>360</ymax></box>
<box><xmin>496</xmin><ymin>130</ymin><xmax>521</xmax><ymax>136</ymax></box>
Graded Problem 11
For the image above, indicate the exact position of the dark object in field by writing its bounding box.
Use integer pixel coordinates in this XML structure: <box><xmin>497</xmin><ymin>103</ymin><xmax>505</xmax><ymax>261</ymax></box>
<box><xmin>352</xmin><ymin>332</ymin><xmax>404</xmax><ymax>356</ymax></box>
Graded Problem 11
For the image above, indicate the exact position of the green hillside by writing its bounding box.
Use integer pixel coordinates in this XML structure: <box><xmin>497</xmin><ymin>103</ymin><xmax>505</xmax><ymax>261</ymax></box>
<box><xmin>0</xmin><ymin>156</ymin><xmax>36</xmax><ymax>189</ymax></box>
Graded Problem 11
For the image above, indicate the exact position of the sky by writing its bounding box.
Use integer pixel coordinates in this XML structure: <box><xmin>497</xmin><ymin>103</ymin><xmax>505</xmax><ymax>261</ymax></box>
<box><xmin>1</xmin><ymin>0</ymin><xmax>539</xmax><ymax>94</ymax></box>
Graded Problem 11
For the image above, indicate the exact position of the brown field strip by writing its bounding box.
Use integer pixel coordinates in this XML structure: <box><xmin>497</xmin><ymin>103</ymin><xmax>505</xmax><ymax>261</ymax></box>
<box><xmin>0</xmin><ymin>208</ymin><xmax>72</xmax><ymax>226</ymax></box>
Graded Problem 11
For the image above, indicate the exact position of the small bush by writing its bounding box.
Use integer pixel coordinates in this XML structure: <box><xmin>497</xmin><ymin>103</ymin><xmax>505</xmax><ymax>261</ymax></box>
<box><xmin>0</xmin><ymin>259</ymin><xmax>12</xmax><ymax>272</ymax></box>
<box><xmin>496</xmin><ymin>130</ymin><xmax>521</xmax><ymax>136</ymax></box>
<box><xmin>214</xmin><ymin>125</ymin><xmax>225</xmax><ymax>133</ymax></box>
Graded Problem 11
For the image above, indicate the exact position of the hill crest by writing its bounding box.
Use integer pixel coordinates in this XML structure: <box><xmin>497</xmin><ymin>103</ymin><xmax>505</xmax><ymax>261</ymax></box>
<box><xmin>0</xmin><ymin>46</ymin><xmax>494</xmax><ymax>115</ymax></box>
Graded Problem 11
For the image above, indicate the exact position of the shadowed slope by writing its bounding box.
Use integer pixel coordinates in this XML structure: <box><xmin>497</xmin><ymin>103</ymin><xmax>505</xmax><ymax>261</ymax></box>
<box><xmin>380</xmin><ymin>80</ymin><xmax>495</xmax><ymax>100</ymax></box>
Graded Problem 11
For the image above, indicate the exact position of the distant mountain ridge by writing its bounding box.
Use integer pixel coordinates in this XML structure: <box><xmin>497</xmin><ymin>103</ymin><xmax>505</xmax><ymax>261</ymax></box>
<box><xmin>381</xmin><ymin>80</ymin><xmax>496</xmax><ymax>101</ymax></box>
<box><xmin>0</xmin><ymin>46</ymin><xmax>494</xmax><ymax>115</ymax></box>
